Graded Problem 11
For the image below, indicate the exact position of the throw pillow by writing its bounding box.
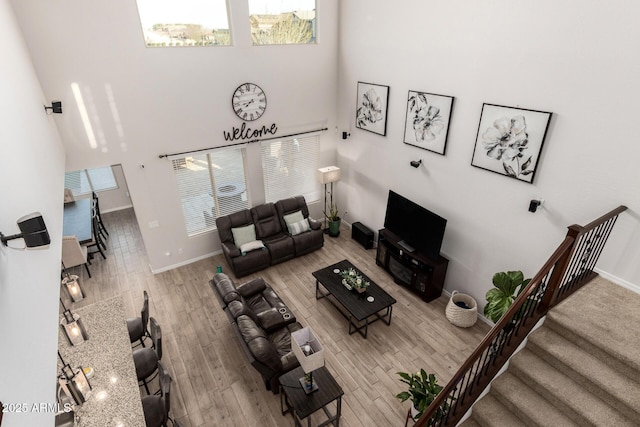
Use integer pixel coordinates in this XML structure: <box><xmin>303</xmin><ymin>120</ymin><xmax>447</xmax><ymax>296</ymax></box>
<box><xmin>231</xmin><ymin>224</ymin><xmax>256</xmax><ymax>248</ymax></box>
<box><xmin>240</xmin><ymin>240</ymin><xmax>265</xmax><ymax>255</ymax></box>
<box><xmin>283</xmin><ymin>210</ymin><xmax>304</xmax><ymax>228</ymax></box>
<box><xmin>288</xmin><ymin>218</ymin><xmax>310</xmax><ymax>236</ymax></box>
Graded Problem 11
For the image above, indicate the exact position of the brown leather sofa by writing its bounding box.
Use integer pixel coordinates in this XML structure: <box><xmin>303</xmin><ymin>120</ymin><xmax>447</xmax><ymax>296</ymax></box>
<box><xmin>210</xmin><ymin>273</ymin><xmax>302</xmax><ymax>393</ymax></box>
<box><xmin>216</xmin><ymin>195</ymin><xmax>323</xmax><ymax>277</ymax></box>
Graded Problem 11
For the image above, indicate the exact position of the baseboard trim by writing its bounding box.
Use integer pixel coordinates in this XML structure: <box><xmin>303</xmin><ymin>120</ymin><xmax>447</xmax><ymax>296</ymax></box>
<box><xmin>150</xmin><ymin>249</ymin><xmax>223</xmax><ymax>274</ymax></box>
<box><xmin>595</xmin><ymin>268</ymin><xmax>640</xmax><ymax>294</ymax></box>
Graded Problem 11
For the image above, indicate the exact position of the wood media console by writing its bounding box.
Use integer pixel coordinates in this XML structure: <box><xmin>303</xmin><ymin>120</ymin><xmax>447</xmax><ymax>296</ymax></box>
<box><xmin>376</xmin><ymin>228</ymin><xmax>449</xmax><ymax>302</ymax></box>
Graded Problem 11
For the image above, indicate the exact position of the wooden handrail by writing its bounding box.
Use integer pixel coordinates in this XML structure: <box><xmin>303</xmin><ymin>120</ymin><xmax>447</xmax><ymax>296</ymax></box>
<box><xmin>413</xmin><ymin>205</ymin><xmax>627</xmax><ymax>427</ymax></box>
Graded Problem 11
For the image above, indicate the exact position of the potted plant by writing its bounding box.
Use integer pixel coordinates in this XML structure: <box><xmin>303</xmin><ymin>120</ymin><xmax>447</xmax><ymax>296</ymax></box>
<box><xmin>484</xmin><ymin>270</ymin><xmax>532</xmax><ymax>323</ymax></box>
<box><xmin>323</xmin><ymin>203</ymin><xmax>342</xmax><ymax>237</ymax></box>
<box><xmin>395</xmin><ymin>369</ymin><xmax>446</xmax><ymax>421</ymax></box>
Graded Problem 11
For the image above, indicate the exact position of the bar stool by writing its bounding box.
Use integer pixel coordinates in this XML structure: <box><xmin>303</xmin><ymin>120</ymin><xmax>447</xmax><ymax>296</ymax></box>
<box><xmin>134</xmin><ymin>317</ymin><xmax>162</xmax><ymax>395</ymax></box>
<box><xmin>127</xmin><ymin>291</ymin><xmax>150</xmax><ymax>348</ymax></box>
<box><xmin>141</xmin><ymin>361</ymin><xmax>173</xmax><ymax>427</ymax></box>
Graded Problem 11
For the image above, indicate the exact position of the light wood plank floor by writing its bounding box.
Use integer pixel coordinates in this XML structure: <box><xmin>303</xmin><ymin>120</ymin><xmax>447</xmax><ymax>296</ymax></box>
<box><xmin>61</xmin><ymin>208</ymin><xmax>489</xmax><ymax>426</ymax></box>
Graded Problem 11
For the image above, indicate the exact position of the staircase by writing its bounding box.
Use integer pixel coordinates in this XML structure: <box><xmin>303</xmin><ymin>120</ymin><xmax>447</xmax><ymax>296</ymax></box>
<box><xmin>460</xmin><ymin>276</ymin><xmax>640</xmax><ymax>427</ymax></box>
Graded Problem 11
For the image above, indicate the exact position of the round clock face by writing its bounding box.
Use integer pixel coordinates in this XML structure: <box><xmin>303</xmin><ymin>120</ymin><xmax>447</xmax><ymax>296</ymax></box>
<box><xmin>232</xmin><ymin>83</ymin><xmax>267</xmax><ymax>121</ymax></box>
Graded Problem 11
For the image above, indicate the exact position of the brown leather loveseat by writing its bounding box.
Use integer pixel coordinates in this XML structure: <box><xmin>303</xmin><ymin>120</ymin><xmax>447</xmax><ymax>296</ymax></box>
<box><xmin>216</xmin><ymin>195</ymin><xmax>323</xmax><ymax>277</ymax></box>
<box><xmin>210</xmin><ymin>273</ymin><xmax>302</xmax><ymax>393</ymax></box>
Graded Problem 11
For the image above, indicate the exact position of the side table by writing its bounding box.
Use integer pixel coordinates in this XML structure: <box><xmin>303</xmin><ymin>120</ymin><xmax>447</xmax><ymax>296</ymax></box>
<box><xmin>280</xmin><ymin>366</ymin><xmax>343</xmax><ymax>427</ymax></box>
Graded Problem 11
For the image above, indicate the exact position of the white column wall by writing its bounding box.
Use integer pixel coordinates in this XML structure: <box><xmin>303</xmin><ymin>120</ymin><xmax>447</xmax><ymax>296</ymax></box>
<box><xmin>0</xmin><ymin>1</ymin><xmax>66</xmax><ymax>425</ymax></box>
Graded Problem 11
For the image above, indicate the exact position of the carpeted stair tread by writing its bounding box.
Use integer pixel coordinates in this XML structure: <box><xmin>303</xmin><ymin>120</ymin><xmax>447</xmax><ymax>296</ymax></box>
<box><xmin>527</xmin><ymin>326</ymin><xmax>640</xmax><ymax>420</ymax></box>
<box><xmin>466</xmin><ymin>393</ymin><xmax>529</xmax><ymax>427</ymax></box>
<box><xmin>490</xmin><ymin>371</ymin><xmax>579</xmax><ymax>426</ymax></box>
<box><xmin>457</xmin><ymin>417</ymin><xmax>482</xmax><ymax>427</ymax></box>
<box><xmin>545</xmin><ymin>276</ymin><xmax>640</xmax><ymax>375</ymax></box>
<box><xmin>509</xmin><ymin>348</ymin><xmax>637</xmax><ymax>426</ymax></box>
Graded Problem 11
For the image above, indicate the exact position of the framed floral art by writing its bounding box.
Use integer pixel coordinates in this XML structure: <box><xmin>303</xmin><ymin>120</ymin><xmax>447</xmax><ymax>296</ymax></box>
<box><xmin>471</xmin><ymin>103</ymin><xmax>552</xmax><ymax>184</ymax></box>
<box><xmin>403</xmin><ymin>91</ymin><xmax>454</xmax><ymax>155</ymax></box>
<box><xmin>355</xmin><ymin>81</ymin><xmax>389</xmax><ymax>136</ymax></box>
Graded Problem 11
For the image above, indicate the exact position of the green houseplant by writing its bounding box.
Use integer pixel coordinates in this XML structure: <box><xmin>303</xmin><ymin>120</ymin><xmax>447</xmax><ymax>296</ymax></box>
<box><xmin>484</xmin><ymin>270</ymin><xmax>532</xmax><ymax>323</ymax></box>
<box><xmin>395</xmin><ymin>369</ymin><xmax>446</xmax><ymax>421</ymax></box>
<box><xmin>323</xmin><ymin>203</ymin><xmax>342</xmax><ymax>237</ymax></box>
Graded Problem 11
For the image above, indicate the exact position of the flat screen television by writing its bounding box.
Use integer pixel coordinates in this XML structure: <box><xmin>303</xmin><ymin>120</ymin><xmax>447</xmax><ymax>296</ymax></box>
<box><xmin>383</xmin><ymin>190</ymin><xmax>447</xmax><ymax>261</ymax></box>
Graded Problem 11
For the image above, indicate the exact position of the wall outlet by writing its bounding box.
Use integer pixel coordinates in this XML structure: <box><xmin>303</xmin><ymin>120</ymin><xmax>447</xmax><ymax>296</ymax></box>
<box><xmin>148</xmin><ymin>220</ymin><xmax>159</xmax><ymax>229</ymax></box>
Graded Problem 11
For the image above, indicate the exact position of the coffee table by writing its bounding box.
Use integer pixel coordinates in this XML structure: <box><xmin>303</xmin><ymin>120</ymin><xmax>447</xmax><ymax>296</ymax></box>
<box><xmin>312</xmin><ymin>259</ymin><xmax>396</xmax><ymax>338</ymax></box>
<box><xmin>280</xmin><ymin>366</ymin><xmax>343</xmax><ymax>427</ymax></box>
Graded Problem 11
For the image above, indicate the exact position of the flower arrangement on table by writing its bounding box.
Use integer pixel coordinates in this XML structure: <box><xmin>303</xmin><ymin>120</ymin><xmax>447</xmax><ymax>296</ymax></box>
<box><xmin>340</xmin><ymin>268</ymin><xmax>371</xmax><ymax>293</ymax></box>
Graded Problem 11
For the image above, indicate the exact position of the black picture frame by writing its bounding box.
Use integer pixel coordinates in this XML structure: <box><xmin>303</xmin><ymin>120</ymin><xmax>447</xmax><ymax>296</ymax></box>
<box><xmin>403</xmin><ymin>90</ymin><xmax>454</xmax><ymax>155</ymax></box>
<box><xmin>355</xmin><ymin>81</ymin><xmax>390</xmax><ymax>136</ymax></box>
<box><xmin>471</xmin><ymin>103</ymin><xmax>552</xmax><ymax>184</ymax></box>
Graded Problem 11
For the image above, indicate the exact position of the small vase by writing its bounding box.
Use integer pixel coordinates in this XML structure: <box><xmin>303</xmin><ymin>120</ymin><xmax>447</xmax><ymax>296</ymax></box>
<box><xmin>355</xmin><ymin>286</ymin><xmax>366</xmax><ymax>294</ymax></box>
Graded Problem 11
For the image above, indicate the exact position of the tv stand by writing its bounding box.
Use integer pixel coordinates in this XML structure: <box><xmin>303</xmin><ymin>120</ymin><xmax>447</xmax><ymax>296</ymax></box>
<box><xmin>376</xmin><ymin>228</ymin><xmax>449</xmax><ymax>302</ymax></box>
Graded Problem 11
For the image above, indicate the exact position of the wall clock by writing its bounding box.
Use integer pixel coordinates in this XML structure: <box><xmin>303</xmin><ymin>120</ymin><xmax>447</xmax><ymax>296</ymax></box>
<box><xmin>232</xmin><ymin>83</ymin><xmax>267</xmax><ymax>121</ymax></box>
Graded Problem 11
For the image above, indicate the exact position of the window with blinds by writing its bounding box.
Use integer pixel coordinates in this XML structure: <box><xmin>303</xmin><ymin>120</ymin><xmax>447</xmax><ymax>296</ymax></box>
<box><xmin>171</xmin><ymin>147</ymin><xmax>249</xmax><ymax>236</ymax></box>
<box><xmin>64</xmin><ymin>166</ymin><xmax>118</xmax><ymax>196</ymax></box>
<box><xmin>261</xmin><ymin>134</ymin><xmax>320</xmax><ymax>203</ymax></box>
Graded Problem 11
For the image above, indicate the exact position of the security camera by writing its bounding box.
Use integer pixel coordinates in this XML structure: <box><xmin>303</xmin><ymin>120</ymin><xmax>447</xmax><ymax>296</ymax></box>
<box><xmin>410</xmin><ymin>159</ymin><xmax>422</xmax><ymax>168</ymax></box>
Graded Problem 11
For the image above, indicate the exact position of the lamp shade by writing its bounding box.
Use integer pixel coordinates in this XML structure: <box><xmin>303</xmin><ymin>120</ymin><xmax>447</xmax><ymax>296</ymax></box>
<box><xmin>62</xmin><ymin>274</ymin><xmax>84</xmax><ymax>302</ymax></box>
<box><xmin>291</xmin><ymin>327</ymin><xmax>325</xmax><ymax>373</ymax></box>
<box><xmin>61</xmin><ymin>364</ymin><xmax>92</xmax><ymax>405</ymax></box>
<box><xmin>60</xmin><ymin>310</ymin><xmax>88</xmax><ymax>346</ymax></box>
<box><xmin>317</xmin><ymin>166</ymin><xmax>341</xmax><ymax>184</ymax></box>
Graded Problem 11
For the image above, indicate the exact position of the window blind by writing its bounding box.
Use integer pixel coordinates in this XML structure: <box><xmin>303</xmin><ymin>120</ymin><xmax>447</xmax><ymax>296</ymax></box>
<box><xmin>64</xmin><ymin>167</ymin><xmax>118</xmax><ymax>196</ymax></box>
<box><xmin>260</xmin><ymin>134</ymin><xmax>320</xmax><ymax>203</ymax></box>
<box><xmin>171</xmin><ymin>147</ymin><xmax>249</xmax><ymax>236</ymax></box>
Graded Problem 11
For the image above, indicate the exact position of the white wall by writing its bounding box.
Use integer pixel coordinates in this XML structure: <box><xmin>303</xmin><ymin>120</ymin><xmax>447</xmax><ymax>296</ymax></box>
<box><xmin>11</xmin><ymin>0</ymin><xmax>340</xmax><ymax>272</ymax></box>
<box><xmin>0</xmin><ymin>1</ymin><xmax>66</xmax><ymax>425</ymax></box>
<box><xmin>337</xmin><ymin>0</ymin><xmax>640</xmax><ymax>305</ymax></box>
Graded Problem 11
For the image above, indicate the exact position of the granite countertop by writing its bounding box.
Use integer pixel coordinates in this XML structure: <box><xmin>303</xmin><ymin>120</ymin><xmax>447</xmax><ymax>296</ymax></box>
<box><xmin>58</xmin><ymin>296</ymin><xmax>146</xmax><ymax>427</ymax></box>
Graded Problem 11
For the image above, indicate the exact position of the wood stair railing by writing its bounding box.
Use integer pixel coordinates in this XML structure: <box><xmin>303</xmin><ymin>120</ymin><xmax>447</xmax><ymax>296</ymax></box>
<box><xmin>413</xmin><ymin>205</ymin><xmax>628</xmax><ymax>427</ymax></box>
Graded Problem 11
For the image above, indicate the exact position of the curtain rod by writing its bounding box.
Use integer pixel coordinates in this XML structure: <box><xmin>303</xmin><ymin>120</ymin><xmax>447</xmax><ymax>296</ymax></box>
<box><xmin>158</xmin><ymin>127</ymin><xmax>328</xmax><ymax>159</ymax></box>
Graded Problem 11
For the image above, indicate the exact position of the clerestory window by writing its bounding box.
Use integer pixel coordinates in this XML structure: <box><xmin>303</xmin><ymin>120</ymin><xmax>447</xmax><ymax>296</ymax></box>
<box><xmin>135</xmin><ymin>0</ymin><xmax>231</xmax><ymax>47</ymax></box>
<box><xmin>249</xmin><ymin>0</ymin><xmax>316</xmax><ymax>46</ymax></box>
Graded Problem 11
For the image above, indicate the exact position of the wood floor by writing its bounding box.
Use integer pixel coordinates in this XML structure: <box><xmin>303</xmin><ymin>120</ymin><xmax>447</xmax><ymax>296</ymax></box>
<box><xmin>61</xmin><ymin>207</ymin><xmax>489</xmax><ymax>427</ymax></box>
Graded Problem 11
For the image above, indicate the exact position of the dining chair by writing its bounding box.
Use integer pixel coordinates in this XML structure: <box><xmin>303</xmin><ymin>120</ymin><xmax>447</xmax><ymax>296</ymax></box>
<box><xmin>92</xmin><ymin>191</ymin><xmax>109</xmax><ymax>237</ymax></box>
<box><xmin>141</xmin><ymin>361</ymin><xmax>173</xmax><ymax>427</ymax></box>
<box><xmin>127</xmin><ymin>290</ymin><xmax>151</xmax><ymax>348</ymax></box>
<box><xmin>134</xmin><ymin>317</ymin><xmax>162</xmax><ymax>395</ymax></box>
<box><xmin>61</xmin><ymin>236</ymin><xmax>91</xmax><ymax>278</ymax></box>
<box><xmin>85</xmin><ymin>212</ymin><xmax>107</xmax><ymax>260</ymax></box>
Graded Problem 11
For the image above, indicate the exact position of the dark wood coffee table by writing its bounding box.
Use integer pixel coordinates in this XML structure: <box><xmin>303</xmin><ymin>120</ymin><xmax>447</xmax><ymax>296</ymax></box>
<box><xmin>312</xmin><ymin>259</ymin><xmax>396</xmax><ymax>338</ymax></box>
<box><xmin>280</xmin><ymin>366</ymin><xmax>343</xmax><ymax>427</ymax></box>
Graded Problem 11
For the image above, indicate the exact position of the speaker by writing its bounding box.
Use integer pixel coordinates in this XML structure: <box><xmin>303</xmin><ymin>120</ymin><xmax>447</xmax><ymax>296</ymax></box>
<box><xmin>351</xmin><ymin>222</ymin><xmax>374</xmax><ymax>249</ymax></box>
<box><xmin>17</xmin><ymin>212</ymin><xmax>50</xmax><ymax>247</ymax></box>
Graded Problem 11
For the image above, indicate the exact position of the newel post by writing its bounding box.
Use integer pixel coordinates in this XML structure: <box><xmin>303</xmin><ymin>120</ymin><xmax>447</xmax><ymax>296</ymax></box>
<box><xmin>537</xmin><ymin>226</ymin><xmax>581</xmax><ymax>314</ymax></box>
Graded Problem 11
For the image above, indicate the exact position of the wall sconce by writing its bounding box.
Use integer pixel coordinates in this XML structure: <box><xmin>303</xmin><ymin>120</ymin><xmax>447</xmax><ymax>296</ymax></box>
<box><xmin>62</xmin><ymin>273</ymin><xmax>84</xmax><ymax>303</ymax></box>
<box><xmin>60</xmin><ymin>299</ymin><xmax>88</xmax><ymax>346</ymax></box>
<box><xmin>44</xmin><ymin>101</ymin><xmax>63</xmax><ymax>114</ymax></box>
<box><xmin>410</xmin><ymin>159</ymin><xmax>423</xmax><ymax>168</ymax></box>
<box><xmin>0</xmin><ymin>212</ymin><xmax>51</xmax><ymax>248</ymax></box>
<box><xmin>528</xmin><ymin>199</ymin><xmax>544</xmax><ymax>213</ymax></box>
<box><xmin>58</xmin><ymin>352</ymin><xmax>92</xmax><ymax>405</ymax></box>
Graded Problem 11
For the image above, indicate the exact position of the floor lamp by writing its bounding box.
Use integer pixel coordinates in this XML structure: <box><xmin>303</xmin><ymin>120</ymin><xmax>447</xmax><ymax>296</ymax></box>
<box><xmin>317</xmin><ymin>166</ymin><xmax>341</xmax><ymax>231</ymax></box>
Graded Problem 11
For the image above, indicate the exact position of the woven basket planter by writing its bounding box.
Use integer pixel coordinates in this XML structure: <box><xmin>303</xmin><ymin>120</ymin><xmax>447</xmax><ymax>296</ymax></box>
<box><xmin>445</xmin><ymin>290</ymin><xmax>478</xmax><ymax>328</ymax></box>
